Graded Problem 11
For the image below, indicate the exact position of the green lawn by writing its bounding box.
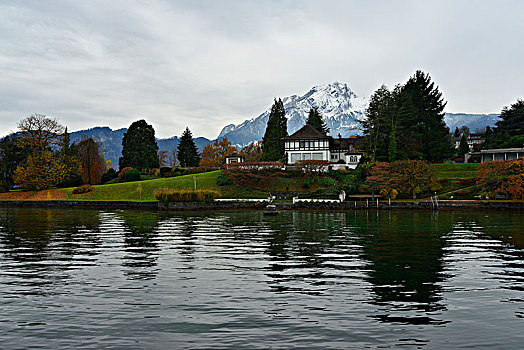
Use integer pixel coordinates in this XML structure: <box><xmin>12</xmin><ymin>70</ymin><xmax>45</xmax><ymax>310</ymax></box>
<box><xmin>434</xmin><ymin>163</ymin><xmax>479</xmax><ymax>179</ymax></box>
<box><xmin>60</xmin><ymin>171</ymin><xmax>223</xmax><ymax>201</ymax></box>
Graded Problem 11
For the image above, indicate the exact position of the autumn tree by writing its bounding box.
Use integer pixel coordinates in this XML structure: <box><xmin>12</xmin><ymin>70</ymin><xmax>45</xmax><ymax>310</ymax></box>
<box><xmin>476</xmin><ymin>158</ymin><xmax>524</xmax><ymax>199</ymax></box>
<box><xmin>239</xmin><ymin>141</ymin><xmax>262</xmax><ymax>162</ymax></box>
<box><xmin>119</xmin><ymin>120</ymin><xmax>159</xmax><ymax>171</ymax></box>
<box><xmin>200</xmin><ymin>137</ymin><xmax>238</xmax><ymax>167</ymax></box>
<box><xmin>158</xmin><ymin>150</ymin><xmax>169</xmax><ymax>167</ymax></box>
<box><xmin>13</xmin><ymin>114</ymin><xmax>75</xmax><ymax>190</ymax></box>
<box><xmin>368</xmin><ymin>160</ymin><xmax>439</xmax><ymax>199</ymax></box>
<box><xmin>77</xmin><ymin>137</ymin><xmax>105</xmax><ymax>185</ymax></box>
<box><xmin>177</xmin><ymin>127</ymin><xmax>200</xmax><ymax>167</ymax></box>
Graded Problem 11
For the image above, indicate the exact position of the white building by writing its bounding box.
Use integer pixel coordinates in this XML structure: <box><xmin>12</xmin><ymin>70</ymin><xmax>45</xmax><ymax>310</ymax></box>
<box><xmin>283</xmin><ymin>125</ymin><xmax>363</xmax><ymax>169</ymax></box>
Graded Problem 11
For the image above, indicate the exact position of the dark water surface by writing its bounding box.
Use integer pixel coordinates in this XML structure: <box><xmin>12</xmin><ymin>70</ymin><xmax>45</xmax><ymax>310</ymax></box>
<box><xmin>0</xmin><ymin>208</ymin><xmax>523</xmax><ymax>349</ymax></box>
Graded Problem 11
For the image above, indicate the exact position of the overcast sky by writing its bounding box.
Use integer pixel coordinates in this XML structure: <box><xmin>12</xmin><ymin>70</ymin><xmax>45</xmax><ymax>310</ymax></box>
<box><xmin>1</xmin><ymin>0</ymin><xmax>523</xmax><ymax>139</ymax></box>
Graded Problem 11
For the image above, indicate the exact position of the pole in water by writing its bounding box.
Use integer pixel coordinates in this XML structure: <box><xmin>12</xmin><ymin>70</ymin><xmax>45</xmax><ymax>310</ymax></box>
<box><xmin>366</xmin><ymin>199</ymin><xmax>369</xmax><ymax>207</ymax></box>
<box><xmin>376</xmin><ymin>198</ymin><xmax>379</xmax><ymax>208</ymax></box>
<box><xmin>194</xmin><ymin>175</ymin><xmax>196</xmax><ymax>190</ymax></box>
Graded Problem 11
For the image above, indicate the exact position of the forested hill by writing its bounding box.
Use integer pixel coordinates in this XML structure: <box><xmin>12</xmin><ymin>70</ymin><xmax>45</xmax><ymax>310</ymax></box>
<box><xmin>69</xmin><ymin>127</ymin><xmax>211</xmax><ymax>168</ymax></box>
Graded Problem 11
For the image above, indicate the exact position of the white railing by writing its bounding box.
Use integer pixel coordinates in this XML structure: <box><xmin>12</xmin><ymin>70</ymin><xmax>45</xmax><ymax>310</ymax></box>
<box><xmin>292</xmin><ymin>197</ymin><xmax>342</xmax><ymax>204</ymax></box>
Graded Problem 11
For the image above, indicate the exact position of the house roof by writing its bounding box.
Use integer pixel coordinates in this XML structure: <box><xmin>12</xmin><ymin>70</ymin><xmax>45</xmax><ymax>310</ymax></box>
<box><xmin>283</xmin><ymin>124</ymin><xmax>330</xmax><ymax>139</ymax></box>
<box><xmin>345</xmin><ymin>150</ymin><xmax>363</xmax><ymax>155</ymax></box>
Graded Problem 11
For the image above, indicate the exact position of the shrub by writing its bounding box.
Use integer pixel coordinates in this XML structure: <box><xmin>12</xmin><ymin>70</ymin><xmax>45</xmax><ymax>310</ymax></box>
<box><xmin>124</xmin><ymin>169</ymin><xmax>141</xmax><ymax>182</ymax></box>
<box><xmin>159</xmin><ymin>166</ymin><xmax>172</xmax><ymax>177</ymax></box>
<box><xmin>118</xmin><ymin>167</ymin><xmax>134</xmax><ymax>180</ymax></box>
<box><xmin>101</xmin><ymin>168</ymin><xmax>117</xmax><ymax>184</ymax></box>
<box><xmin>318</xmin><ymin>177</ymin><xmax>338</xmax><ymax>187</ymax></box>
<box><xmin>57</xmin><ymin>174</ymin><xmax>84</xmax><ymax>188</ymax></box>
<box><xmin>153</xmin><ymin>188</ymin><xmax>221</xmax><ymax>203</ymax></box>
<box><xmin>72</xmin><ymin>184</ymin><xmax>94</xmax><ymax>194</ymax></box>
<box><xmin>216</xmin><ymin>173</ymin><xmax>232</xmax><ymax>186</ymax></box>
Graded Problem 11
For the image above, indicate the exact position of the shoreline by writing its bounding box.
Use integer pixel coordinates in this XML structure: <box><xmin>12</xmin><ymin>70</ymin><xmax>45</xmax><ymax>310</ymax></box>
<box><xmin>0</xmin><ymin>199</ymin><xmax>523</xmax><ymax>211</ymax></box>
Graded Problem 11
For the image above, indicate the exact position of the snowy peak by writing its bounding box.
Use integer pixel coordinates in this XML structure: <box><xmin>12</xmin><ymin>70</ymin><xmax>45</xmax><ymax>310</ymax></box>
<box><xmin>218</xmin><ymin>82</ymin><xmax>369</xmax><ymax>145</ymax></box>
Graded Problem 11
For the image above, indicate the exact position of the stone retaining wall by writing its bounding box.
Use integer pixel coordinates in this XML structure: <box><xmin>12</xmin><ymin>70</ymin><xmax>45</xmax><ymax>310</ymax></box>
<box><xmin>0</xmin><ymin>199</ymin><xmax>523</xmax><ymax>211</ymax></box>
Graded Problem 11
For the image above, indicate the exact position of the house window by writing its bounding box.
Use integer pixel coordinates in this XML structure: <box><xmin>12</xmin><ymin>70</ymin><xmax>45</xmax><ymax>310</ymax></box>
<box><xmin>331</xmin><ymin>154</ymin><xmax>338</xmax><ymax>160</ymax></box>
<box><xmin>312</xmin><ymin>153</ymin><xmax>323</xmax><ymax>160</ymax></box>
<box><xmin>303</xmin><ymin>153</ymin><xmax>311</xmax><ymax>160</ymax></box>
<box><xmin>291</xmin><ymin>153</ymin><xmax>301</xmax><ymax>163</ymax></box>
<box><xmin>299</xmin><ymin>141</ymin><xmax>305</xmax><ymax>149</ymax></box>
<box><xmin>349</xmin><ymin>156</ymin><xmax>358</xmax><ymax>163</ymax></box>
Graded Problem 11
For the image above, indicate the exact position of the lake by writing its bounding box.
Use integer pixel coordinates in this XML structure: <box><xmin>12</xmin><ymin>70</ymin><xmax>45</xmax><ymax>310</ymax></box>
<box><xmin>0</xmin><ymin>208</ymin><xmax>523</xmax><ymax>348</ymax></box>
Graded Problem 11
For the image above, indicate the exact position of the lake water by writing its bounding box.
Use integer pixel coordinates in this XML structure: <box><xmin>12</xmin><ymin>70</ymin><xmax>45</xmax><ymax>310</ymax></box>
<box><xmin>0</xmin><ymin>208</ymin><xmax>523</xmax><ymax>349</ymax></box>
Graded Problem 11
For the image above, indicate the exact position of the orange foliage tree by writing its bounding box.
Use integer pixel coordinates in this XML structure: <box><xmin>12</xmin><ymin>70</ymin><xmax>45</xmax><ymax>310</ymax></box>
<box><xmin>476</xmin><ymin>158</ymin><xmax>524</xmax><ymax>199</ymax></box>
<box><xmin>239</xmin><ymin>141</ymin><xmax>263</xmax><ymax>162</ymax></box>
<box><xmin>200</xmin><ymin>137</ymin><xmax>238</xmax><ymax>167</ymax></box>
<box><xmin>77</xmin><ymin>137</ymin><xmax>106</xmax><ymax>185</ymax></box>
<box><xmin>13</xmin><ymin>114</ymin><xmax>76</xmax><ymax>190</ymax></box>
<box><xmin>367</xmin><ymin>160</ymin><xmax>439</xmax><ymax>199</ymax></box>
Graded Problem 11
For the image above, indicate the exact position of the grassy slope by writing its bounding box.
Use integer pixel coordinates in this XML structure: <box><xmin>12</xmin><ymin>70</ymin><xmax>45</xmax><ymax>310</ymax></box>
<box><xmin>434</xmin><ymin>163</ymin><xmax>479</xmax><ymax>179</ymax></box>
<box><xmin>58</xmin><ymin>171</ymin><xmax>267</xmax><ymax>201</ymax></box>
<box><xmin>60</xmin><ymin>171</ymin><xmax>221</xmax><ymax>201</ymax></box>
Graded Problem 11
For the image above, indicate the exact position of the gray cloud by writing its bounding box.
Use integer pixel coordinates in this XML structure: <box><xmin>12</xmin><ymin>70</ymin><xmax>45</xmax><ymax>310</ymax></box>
<box><xmin>1</xmin><ymin>0</ymin><xmax>523</xmax><ymax>138</ymax></box>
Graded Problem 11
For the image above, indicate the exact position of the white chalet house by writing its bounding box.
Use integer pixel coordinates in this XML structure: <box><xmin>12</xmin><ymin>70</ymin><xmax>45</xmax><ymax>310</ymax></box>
<box><xmin>283</xmin><ymin>125</ymin><xmax>363</xmax><ymax>169</ymax></box>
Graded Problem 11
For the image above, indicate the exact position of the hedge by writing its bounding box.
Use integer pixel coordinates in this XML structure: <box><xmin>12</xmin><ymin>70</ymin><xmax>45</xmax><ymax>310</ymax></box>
<box><xmin>153</xmin><ymin>188</ymin><xmax>221</xmax><ymax>203</ymax></box>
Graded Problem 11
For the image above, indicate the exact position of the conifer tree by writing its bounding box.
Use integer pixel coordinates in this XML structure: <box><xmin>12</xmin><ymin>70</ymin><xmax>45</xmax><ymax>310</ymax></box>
<box><xmin>362</xmin><ymin>71</ymin><xmax>452</xmax><ymax>162</ymax></box>
<box><xmin>458</xmin><ymin>134</ymin><xmax>470</xmax><ymax>156</ymax></box>
<box><xmin>483</xmin><ymin>126</ymin><xmax>494</xmax><ymax>149</ymax></box>
<box><xmin>306</xmin><ymin>106</ymin><xmax>329</xmax><ymax>134</ymax></box>
<box><xmin>397</xmin><ymin>70</ymin><xmax>452</xmax><ymax>162</ymax></box>
<box><xmin>261</xmin><ymin>98</ymin><xmax>287</xmax><ymax>161</ymax></box>
<box><xmin>495</xmin><ymin>99</ymin><xmax>524</xmax><ymax>136</ymax></box>
<box><xmin>177</xmin><ymin>127</ymin><xmax>201</xmax><ymax>167</ymax></box>
<box><xmin>119</xmin><ymin>120</ymin><xmax>159</xmax><ymax>171</ymax></box>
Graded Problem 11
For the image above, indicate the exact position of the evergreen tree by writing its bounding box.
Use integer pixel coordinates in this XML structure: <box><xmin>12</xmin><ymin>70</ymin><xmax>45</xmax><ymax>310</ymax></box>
<box><xmin>0</xmin><ymin>134</ymin><xmax>28</xmax><ymax>191</ymax></box>
<box><xmin>261</xmin><ymin>98</ymin><xmax>287</xmax><ymax>161</ymax></box>
<box><xmin>119</xmin><ymin>120</ymin><xmax>159</xmax><ymax>171</ymax></box>
<box><xmin>306</xmin><ymin>106</ymin><xmax>329</xmax><ymax>134</ymax></box>
<box><xmin>453</xmin><ymin>127</ymin><xmax>460</xmax><ymax>137</ymax></box>
<box><xmin>361</xmin><ymin>85</ymin><xmax>396</xmax><ymax>161</ymax></box>
<box><xmin>362</xmin><ymin>71</ymin><xmax>452</xmax><ymax>162</ymax></box>
<box><xmin>177</xmin><ymin>127</ymin><xmax>200</xmax><ymax>167</ymax></box>
<box><xmin>396</xmin><ymin>70</ymin><xmax>452</xmax><ymax>162</ymax></box>
<box><xmin>483</xmin><ymin>126</ymin><xmax>494</xmax><ymax>149</ymax></box>
<box><xmin>495</xmin><ymin>99</ymin><xmax>524</xmax><ymax>136</ymax></box>
<box><xmin>458</xmin><ymin>134</ymin><xmax>470</xmax><ymax>156</ymax></box>
<box><xmin>388</xmin><ymin>123</ymin><xmax>397</xmax><ymax>162</ymax></box>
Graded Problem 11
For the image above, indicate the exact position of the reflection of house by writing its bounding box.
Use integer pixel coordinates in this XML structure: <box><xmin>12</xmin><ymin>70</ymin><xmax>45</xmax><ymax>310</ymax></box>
<box><xmin>451</xmin><ymin>132</ymin><xmax>485</xmax><ymax>150</ymax></box>
<box><xmin>465</xmin><ymin>147</ymin><xmax>524</xmax><ymax>163</ymax></box>
<box><xmin>283</xmin><ymin>125</ymin><xmax>363</xmax><ymax>169</ymax></box>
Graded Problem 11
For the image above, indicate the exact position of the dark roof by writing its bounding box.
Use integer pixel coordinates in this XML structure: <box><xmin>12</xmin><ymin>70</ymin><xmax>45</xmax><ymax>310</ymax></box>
<box><xmin>331</xmin><ymin>138</ymin><xmax>357</xmax><ymax>150</ymax></box>
<box><xmin>283</xmin><ymin>124</ymin><xmax>329</xmax><ymax>139</ymax></box>
<box><xmin>345</xmin><ymin>150</ymin><xmax>363</xmax><ymax>155</ymax></box>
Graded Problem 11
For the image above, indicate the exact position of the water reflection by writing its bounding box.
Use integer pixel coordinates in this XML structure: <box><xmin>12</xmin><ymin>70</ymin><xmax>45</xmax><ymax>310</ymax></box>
<box><xmin>116</xmin><ymin>210</ymin><xmax>164</xmax><ymax>280</ymax></box>
<box><xmin>353</xmin><ymin>211</ymin><xmax>451</xmax><ymax>325</ymax></box>
<box><xmin>0</xmin><ymin>208</ymin><xmax>102</xmax><ymax>295</ymax></box>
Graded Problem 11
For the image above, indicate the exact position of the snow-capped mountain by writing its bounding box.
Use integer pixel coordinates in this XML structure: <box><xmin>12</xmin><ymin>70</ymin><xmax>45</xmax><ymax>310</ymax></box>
<box><xmin>444</xmin><ymin>113</ymin><xmax>500</xmax><ymax>132</ymax></box>
<box><xmin>218</xmin><ymin>82</ymin><xmax>368</xmax><ymax>145</ymax></box>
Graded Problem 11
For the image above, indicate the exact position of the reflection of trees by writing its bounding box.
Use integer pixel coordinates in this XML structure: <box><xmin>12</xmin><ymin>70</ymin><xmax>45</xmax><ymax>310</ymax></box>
<box><xmin>261</xmin><ymin>211</ymin><xmax>354</xmax><ymax>294</ymax></box>
<box><xmin>354</xmin><ymin>210</ymin><xmax>452</xmax><ymax>325</ymax></box>
<box><xmin>117</xmin><ymin>210</ymin><xmax>164</xmax><ymax>280</ymax></box>
<box><xmin>0</xmin><ymin>208</ymin><xmax>102</xmax><ymax>294</ymax></box>
<box><xmin>453</xmin><ymin>210</ymin><xmax>524</xmax><ymax>292</ymax></box>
